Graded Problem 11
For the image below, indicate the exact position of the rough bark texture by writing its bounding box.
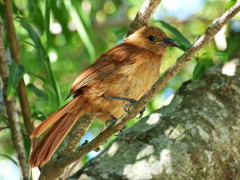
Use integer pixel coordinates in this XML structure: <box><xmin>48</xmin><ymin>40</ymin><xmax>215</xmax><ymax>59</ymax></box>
<box><xmin>72</xmin><ymin>60</ymin><xmax>240</xmax><ymax>180</ymax></box>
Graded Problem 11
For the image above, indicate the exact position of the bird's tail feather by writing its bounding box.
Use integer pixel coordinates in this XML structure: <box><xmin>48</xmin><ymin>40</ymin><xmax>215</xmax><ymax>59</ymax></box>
<box><xmin>30</xmin><ymin>97</ymin><xmax>81</xmax><ymax>138</ymax></box>
<box><xmin>29</xmin><ymin>97</ymin><xmax>90</xmax><ymax>167</ymax></box>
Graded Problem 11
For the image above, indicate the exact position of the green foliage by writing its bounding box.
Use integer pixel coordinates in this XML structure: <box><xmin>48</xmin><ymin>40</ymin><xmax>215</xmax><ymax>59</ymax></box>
<box><xmin>225</xmin><ymin>0</ymin><xmax>237</xmax><ymax>10</ymax></box>
<box><xmin>158</xmin><ymin>20</ymin><xmax>191</xmax><ymax>50</ymax></box>
<box><xmin>192</xmin><ymin>52</ymin><xmax>229</xmax><ymax>80</ymax></box>
<box><xmin>7</xmin><ymin>61</ymin><xmax>24</xmax><ymax>99</ymax></box>
<box><xmin>19</xmin><ymin>18</ymin><xmax>62</xmax><ymax>109</ymax></box>
<box><xmin>27</xmin><ymin>84</ymin><xmax>48</xmax><ymax>101</ymax></box>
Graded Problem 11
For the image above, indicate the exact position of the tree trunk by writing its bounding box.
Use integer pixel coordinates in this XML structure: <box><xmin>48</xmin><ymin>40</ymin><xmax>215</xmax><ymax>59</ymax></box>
<box><xmin>71</xmin><ymin>60</ymin><xmax>240</xmax><ymax>180</ymax></box>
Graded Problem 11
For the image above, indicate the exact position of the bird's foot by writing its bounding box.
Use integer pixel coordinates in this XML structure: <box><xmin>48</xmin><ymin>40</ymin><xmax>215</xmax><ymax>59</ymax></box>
<box><xmin>105</xmin><ymin>115</ymin><xmax>118</xmax><ymax>127</ymax></box>
<box><xmin>105</xmin><ymin>115</ymin><xmax>127</xmax><ymax>136</ymax></box>
<box><xmin>103</xmin><ymin>95</ymin><xmax>136</xmax><ymax>104</ymax></box>
<box><xmin>114</xmin><ymin>125</ymin><xmax>126</xmax><ymax>136</ymax></box>
<box><xmin>123</xmin><ymin>103</ymin><xmax>146</xmax><ymax>118</ymax></box>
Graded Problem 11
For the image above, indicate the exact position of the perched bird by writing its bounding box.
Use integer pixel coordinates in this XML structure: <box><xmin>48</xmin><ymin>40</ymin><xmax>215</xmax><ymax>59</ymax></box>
<box><xmin>29</xmin><ymin>26</ymin><xmax>178</xmax><ymax>167</ymax></box>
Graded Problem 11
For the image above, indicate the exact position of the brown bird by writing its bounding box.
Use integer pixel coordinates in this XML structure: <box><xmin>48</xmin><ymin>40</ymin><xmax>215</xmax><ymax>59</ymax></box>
<box><xmin>29</xmin><ymin>26</ymin><xmax>178</xmax><ymax>167</ymax></box>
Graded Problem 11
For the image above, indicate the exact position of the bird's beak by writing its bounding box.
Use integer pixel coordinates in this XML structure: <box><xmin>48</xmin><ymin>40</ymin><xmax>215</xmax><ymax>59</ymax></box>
<box><xmin>158</xmin><ymin>38</ymin><xmax>178</xmax><ymax>47</ymax></box>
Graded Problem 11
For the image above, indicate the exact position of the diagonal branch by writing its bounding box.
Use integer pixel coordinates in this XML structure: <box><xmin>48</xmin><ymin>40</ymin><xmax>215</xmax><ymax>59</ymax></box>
<box><xmin>55</xmin><ymin>1</ymin><xmax>240</xmax><ymax>168</ymax></box>
<box><xmin>0</xmin><ymin>22</ymin><xmax>29</xmax><ymax>180</ymax></box>
<box><xmin>3</xmin><ymin>0</ymin><xmax>34</xmax><ymax>135</ymax></box>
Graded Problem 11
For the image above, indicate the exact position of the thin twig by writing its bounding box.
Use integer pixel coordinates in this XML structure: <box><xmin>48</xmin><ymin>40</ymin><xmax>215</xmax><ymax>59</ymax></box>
<box><xmin>55</xmin><ymin>1</ymin><xmax>240</xmax><ymax>168</ymax></box>
<box><xmin>0</xmin><ymin>23</ymin><xmax>29</xmax><ymax>180</ymax></box>
<box><xmin>3</xmin><ymin>0</ymin><xmax>34</xmax><ymax>135</ymax></box>
<box><xmin>126</xmin><ymin>0</ymin><xmax>161</xmax><ymax>36</ymax></box>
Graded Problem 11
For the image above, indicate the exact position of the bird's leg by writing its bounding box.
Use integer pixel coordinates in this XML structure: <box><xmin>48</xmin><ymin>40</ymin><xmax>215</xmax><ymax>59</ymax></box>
<box><xmin>103</xmin><ymin>95</ymin><xmax>146</xmax><ymax>118</ymax></box>
<box><xmin>103</xmin><ymin>95</ymin><xmax>137</xmax><ymax>103</ymax></box>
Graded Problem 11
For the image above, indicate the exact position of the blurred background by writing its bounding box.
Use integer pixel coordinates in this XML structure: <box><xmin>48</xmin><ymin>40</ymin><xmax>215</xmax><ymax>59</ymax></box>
<box><xmin>0</xmin><ymin>0</ymin><xmax>239</xmax><ymax>179</ymax></box>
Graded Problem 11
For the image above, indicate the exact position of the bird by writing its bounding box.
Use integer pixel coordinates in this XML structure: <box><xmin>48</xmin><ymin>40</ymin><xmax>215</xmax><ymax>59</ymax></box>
<box><xmin>29</xmin><ymin>26</ymin><xmax>178</xmax><ymax>167</ymax></box>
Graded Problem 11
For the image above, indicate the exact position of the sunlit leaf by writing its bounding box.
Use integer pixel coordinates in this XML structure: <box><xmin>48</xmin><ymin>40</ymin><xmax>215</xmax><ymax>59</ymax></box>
<box><xmin>225</xmin><ymin>0</ymin><xmax>237</xmax><ymax>10</ymax></box>
<box><xmin>159</xmin><ymin>21</ymin><xmax>191</xmax><ymax>50</ymax></box>
<box><xmin>7</xmin><ymin>61</ymin><xmax>25</xmax><ymax>99</ymax></box>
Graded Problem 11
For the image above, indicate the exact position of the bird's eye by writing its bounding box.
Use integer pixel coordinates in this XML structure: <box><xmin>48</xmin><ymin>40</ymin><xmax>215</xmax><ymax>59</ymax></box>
<box><xmin>148</xmin><ymin>35</ymin><xmax>155</xmax><ymax>41</ymax></box>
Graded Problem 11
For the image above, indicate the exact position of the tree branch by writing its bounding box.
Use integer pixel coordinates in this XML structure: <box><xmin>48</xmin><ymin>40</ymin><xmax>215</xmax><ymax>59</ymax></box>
<box><xmin>126</xmin><ymin>0</ymin><xmax>161</xmax><ymax>36</ymax></box>
<box><xmin>3</xmin><ymin>0</ymin><xmax>34</xmax><ymax>135</ymax></box>
<box><xmin>72</xmin><ymin>59</ymin><xmax>240</xmax><ymax>179</ymax></box>
<box><xmin>55</xmin><ymin>1</ymin><xmax>240</xmax><ymax>168</ymax></box>
<box><xmin>0</xmin><ymin>23</ymin><xmax>29</xmax><ymax>180</ymax></box>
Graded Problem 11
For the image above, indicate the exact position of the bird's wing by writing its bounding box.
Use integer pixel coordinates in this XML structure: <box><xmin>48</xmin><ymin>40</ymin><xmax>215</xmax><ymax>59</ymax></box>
<box><xmin>66</xmin><ymin>43</ymin><xmax>137</xmax><ymax>98</ymax></box>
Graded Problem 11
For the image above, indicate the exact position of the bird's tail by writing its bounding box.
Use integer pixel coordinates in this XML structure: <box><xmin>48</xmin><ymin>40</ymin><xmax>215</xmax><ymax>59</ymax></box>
<box><xmin>29</xmin><ymin>96</ymin><xmax>90</xmax><ymax>167</ymax></box>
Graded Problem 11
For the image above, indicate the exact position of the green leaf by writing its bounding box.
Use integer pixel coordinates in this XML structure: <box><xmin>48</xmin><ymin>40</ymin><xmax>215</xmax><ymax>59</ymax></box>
<box><xmin>0</xmin><ymin>115</ymin><xmax>8</xmax><ymax>126</ymax></box>
<box><xmin>32</xmin><ymin>108</ymin><xmax>48</xmax><ymax>121</ymax></box>
<box><xmin>27</xmin><ymin>0</ymin><xmax>45</xmax><ymax>34</ymax></box>
<box><xmin>192</xmin><ymin>62</ymin><xmax>206</xmax><ymax>81</ymax></box>
<box><xmin>44</xmin><ymin>0</ymin><xmax>50</xmax><ymax>48</ymax></box>
<box><xmin>225</xmin><ymin>0</ymin><xmax>237</xmax><ymax>10</ymax></box>
<box><xmin>0</xmin><ymin>154</ymin><xmax>18</xmax><ymax>166</ymax></box>
<box><xmin>27</xmin><ymin>83</ymin><xmax>48</xmax><ymax>101</ymax></box>
<box><xmin>27</xmin><ymin>72</ymin><xmax>45</xmax><ymax>83</ymax></box>
<box><xmin>200</xmin><ymin>52</ymin><xmax>214</xmax><ymax>68</ymax></box>
<box><xmin>214</xmin><ymin>52</ymin><xmax>228</xmax><ymax>63</ymax></box>
<box><xmin>7</xmin><ymin>61</ymin><xmax>25</xmax><ymax>99</ymax></box>
<box><xmin>159</xmin><ymin>21</ymin><xmax>191</xmax><ymax>50</ymax></box>
<box><xmin>50</xmin><ymin>1</ymin><xmax>71</xmax><ymax>39</ymax></box>
<box><xmin>19</xmin><ymin>18</ymin><xmax>62</xmax><ymax>108</ymax></box>
<box><xmin>22</xmin><ymin>132</ymin><xmax>31</xmax><ymax>158</ymax></box>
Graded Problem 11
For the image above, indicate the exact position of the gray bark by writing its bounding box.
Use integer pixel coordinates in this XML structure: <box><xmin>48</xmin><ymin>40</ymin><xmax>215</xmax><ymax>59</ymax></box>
<box><xmin>71</xmin><ymin>60</ymin><xmax>240</xmax><ymax>180</ymax></box>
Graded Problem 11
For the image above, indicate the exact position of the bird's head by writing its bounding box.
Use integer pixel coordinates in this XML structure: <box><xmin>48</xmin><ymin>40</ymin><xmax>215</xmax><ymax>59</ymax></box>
<box><xmin>125</xmin><ymin>26</ymin><xmax>178</xmax><ymax>56</ymax></box>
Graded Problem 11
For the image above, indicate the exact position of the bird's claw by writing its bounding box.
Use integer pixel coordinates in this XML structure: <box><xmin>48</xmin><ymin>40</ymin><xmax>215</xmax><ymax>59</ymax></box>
<box><xmin>123</xmin><ymin>103</ymin><xmax>132</xmax><ymax>112</ymax></box>
<box><xmin>105</xmin><ymin>115</ymin><xmax>118</xmax><ymax>127</ymax></box>
<box><xmin>123</xmin><ymin>103</ymin><xmax>146</xmax><ymax>118</ymax></box>
<box><xmin>138</xmin><ymin>107</ymin><xmax>146</xmax><ymax>119</ymax></box>
<box><xmin>114</xmin><ymin>125</ymin><xmax>126</xmax><ymax>136</ymax></box>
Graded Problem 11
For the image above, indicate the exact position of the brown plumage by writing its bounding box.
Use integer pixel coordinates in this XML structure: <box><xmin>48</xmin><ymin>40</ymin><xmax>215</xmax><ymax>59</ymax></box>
<box><xmin>29</xmin><ymin>26</ymin><xmax>178</xmax><ymax>167</ymax></box>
